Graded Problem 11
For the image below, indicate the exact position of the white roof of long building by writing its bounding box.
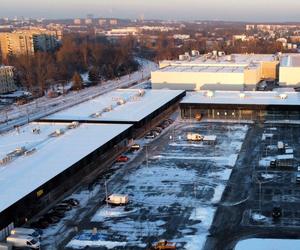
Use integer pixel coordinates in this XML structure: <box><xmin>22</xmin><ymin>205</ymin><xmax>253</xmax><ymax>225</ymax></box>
<box><xmin>158</xmin><ymin>65</ymin><xmax>246</xmax><ymax>73</ymax></box>
<box><xmin>280</xmin><ymin>54</ymin><xmax>300</xmax><ymax>67</ymax></box>
<box><xmin>181</xmin><ymin>91</ymin><xmax>300</xmax><ymax>106</ymax></box>
<box><xmin>0</xmin><ymin>122</ymin><xmax>132</xmax><ymax>213</ymax></box>
<box><xmin>43</xmin><ymin>89</ymin><xmax>185</xmax><ymax>122</ymax></box>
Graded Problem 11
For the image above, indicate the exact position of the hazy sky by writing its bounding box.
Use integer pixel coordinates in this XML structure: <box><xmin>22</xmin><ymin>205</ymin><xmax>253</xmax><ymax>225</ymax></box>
<box><xmin>1</xmin><ymin>0</ymin><xmax>300</xmax><ymax>22</ymax></box>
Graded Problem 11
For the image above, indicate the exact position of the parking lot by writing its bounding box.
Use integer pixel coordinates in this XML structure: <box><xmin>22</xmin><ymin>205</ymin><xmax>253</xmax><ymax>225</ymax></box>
<box><xmin>32</xmin><ymin>119</ymin><xmax>248</xmax><ymax>249</ymax></box>
<box><xmin>243</xmin><ymin>123</ymin><xmax>300</xmax><ymax>228</ymax></box>
<box><xmin>204</xmin><ymin>122</ymin><xmax>300</xmax><ymax>250</ymax></box>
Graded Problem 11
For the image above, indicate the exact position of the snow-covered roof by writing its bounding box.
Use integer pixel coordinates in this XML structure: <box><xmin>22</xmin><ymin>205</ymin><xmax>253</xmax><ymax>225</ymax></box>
<box><xmin>0</xmin><ymin>122</ymin><xmax>132</xmax><ymax>213</ymax></box>
<box><xmin>160</xmin><ymin>54</ymin><xmax>277</xmax><ymax>66</ymax></box>
<box><xmin>281</xmin><ymin>54</ymin><xmax>300</xmax><ymax>67</ymax></box>
<box><xmin>158</xmin><ymin>65</ymin><xmax>246</xmax><ymax>73</ymax></box>
<box><xmin>43</xmin><ymin>89</ymin><xmax>185</xmax><ymax>123</ymax></box>
<box><xmin>181</xmin><ymin>91</ymin><xmax>300</xmax><ymax>106</ymax></box>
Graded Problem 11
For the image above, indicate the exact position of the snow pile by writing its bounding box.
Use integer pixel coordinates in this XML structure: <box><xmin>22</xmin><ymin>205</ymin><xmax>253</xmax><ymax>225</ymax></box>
<box><xmin>66</xmin><ymin>231</ymin><xmax>126</xmax><ymax>249</ymax></box>
<box><xmin>251</xmin><ymin>213</ymin><xmax>267</xmax><ymax>222</ymax></box>
<box><xmin>261</xmin><ymin>173</ymin><xmax>275</xmax><ymax>180</ymax></box>
<box><xmin>91</xmin><ymin>206</ymin><xmax>137</xmax><ymax>221</ymax></box>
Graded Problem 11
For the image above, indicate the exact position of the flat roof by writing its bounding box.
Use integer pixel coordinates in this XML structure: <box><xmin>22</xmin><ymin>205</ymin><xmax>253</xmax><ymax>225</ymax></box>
<box><xmin>43</xmin><ymin>89</ymin><xmax>185</xmax><ymax>123</ymax></box>
<box><xmin>180</xmin><ymin>91</ymin><xmax>300</xmax><ymax>106</ymax></box>
<box><xmin>158</xmin><ymin>65</ymin><xmax>246</xmax><ymax>73</ymax></box>
<box><xmin>280</xmin><ymin>55</ymin><xmax>300</xmax><ymax>67</ymax></box>
<box><xmin>0</xmin><ymin>122</ymin><xmax>132</xmax><ymax>213</ymax></box>
<box><xmin>160</xmin><ymin>54</ymin><xmax>277</xmax><ymax>67</ymax></box>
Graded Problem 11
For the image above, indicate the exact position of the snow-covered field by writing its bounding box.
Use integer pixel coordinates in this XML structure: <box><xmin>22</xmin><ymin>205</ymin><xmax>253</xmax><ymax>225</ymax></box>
<box><xmin>0</xmin><ymin>58</ymin><xmax>157</xmax><ymax>133</ymax></box>
<box><xmin>66</xmin><ymin>123</ymin><xmax>249</xmax><ymax>249</ymax></box>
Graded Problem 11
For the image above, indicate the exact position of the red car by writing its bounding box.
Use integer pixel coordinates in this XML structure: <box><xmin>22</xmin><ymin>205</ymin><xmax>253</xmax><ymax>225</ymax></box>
<box><xmin>116</xmin><ymin>155</ymin><xmax>129</xmax><ymax>162</ymax></box>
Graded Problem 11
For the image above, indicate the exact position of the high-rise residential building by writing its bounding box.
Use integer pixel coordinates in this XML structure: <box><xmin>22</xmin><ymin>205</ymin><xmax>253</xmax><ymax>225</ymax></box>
<box><xmin>0</xmin><ymin>66</ymin><xmax>16</xmax><ymax>94</ymax></box>
<box><xmin>110</xmin><ymin>19</ymin><xmax>118</xmax><ymax>25</ymax></box>
<box><xmin>98</xmin><ymin>19</ymin><xmax>107</xmax><ymax>26</ymax></box>
<box><xmin>0</xmin><ymin>30</ymin><xmax>58</xmax><ymax>60</ymax></box>
<box><xmin>73</xmin><ymin>19</ymin><xmax>81</xmax><ymax>25</ymax></box>
<box><xmin>85</xmin><ymin>18</ymin><xmax>93</xmax><ymax>25</ymax></box>
<box><xmin>0</xmin><ymin>32</ymin><xmax>34</xmax><ymax>59</ymax></box>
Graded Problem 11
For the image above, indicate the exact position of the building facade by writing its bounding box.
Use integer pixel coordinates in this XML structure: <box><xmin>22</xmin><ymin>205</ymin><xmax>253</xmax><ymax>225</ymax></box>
<box><xmin>151</xmin><ymin>53</ymin><xmax>279</xmax><ymax>91</ymax></box>
<box><xmin>0</xmin><ymin>66</ymin><xmax>16</xmax><ymax>94</ymax></box>
<box><xmin>0</xmin><ymin>30</ymin><xmax>58</xmax><ymax>59</ymax></box>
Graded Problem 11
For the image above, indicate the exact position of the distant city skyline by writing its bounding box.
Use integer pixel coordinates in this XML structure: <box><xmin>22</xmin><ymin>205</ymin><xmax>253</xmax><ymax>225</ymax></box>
<box><xmin>1</xmin><ymin>0</ymin><xmax>300</xmax><ymax>22</ymax></box>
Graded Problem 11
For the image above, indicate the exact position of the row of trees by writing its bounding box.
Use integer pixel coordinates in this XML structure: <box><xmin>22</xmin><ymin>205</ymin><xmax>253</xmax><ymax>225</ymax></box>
<box><xmin>5</xmin><ymin>34</ymin><xmax>139</xmax><ymax>96</ymax></box>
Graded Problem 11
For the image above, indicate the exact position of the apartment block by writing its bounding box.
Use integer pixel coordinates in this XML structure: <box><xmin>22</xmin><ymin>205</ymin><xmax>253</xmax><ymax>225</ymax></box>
<box><xmin>0</xmin><ymin>30</ymin><xmax>58</xmax><ymax>60</ymax></box>
<box><xmin>0</xmin><ymin>66</ymin><xmax>16</xmax><ymax>94</ymax></box>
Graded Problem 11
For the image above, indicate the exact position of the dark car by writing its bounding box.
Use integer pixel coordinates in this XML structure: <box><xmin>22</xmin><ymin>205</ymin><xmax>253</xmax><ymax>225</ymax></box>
<box><xmin>30</xmin><ymin>219</ymin><xmax>49</xmax><ymax>229</ymax></box>
<box><xmin>153</xmin><ymin>127</ymin><xmax>163</xmax><ymax>133</ymax></box>
<box><xmin>272</xmin><ymin>206</ymin><xmax>282</xmax><ymax>219</ymax></box>
<box><xmin>46</xmin><ymin>210</ymin><xmax>65</xmax><ymax>218</ymax></box>
<box><xmin>53</xmin><ymin>203</ymin><xmax>72</xmax><ymax>212</ymax></box>
<box><xmin>63</xmin><ymin>198</ymin><xmax>80</xmax><ymax>207</ymax></box>
<box><xmin>42</xmin><ymin>214</ymin><xmax>60</xmax><ymax>224</ymax></box>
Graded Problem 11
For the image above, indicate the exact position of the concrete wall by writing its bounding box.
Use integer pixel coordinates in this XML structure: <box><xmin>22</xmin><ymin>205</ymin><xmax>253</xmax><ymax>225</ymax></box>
<box><xmin>151</xmin><ymin>71</ymin><xmax>245</xmax><ymax>91</ymax></box>
<box><xmin>244</xmin><ymin>67</ymin><xmax>261</xmax><ymax>85</ymax></box>
<box><xmin>279</xmin><ymin>66</ymin><xmax>300</xmax><ymax>85</ymax></box>
<box><xmin>261</xmin><ymin>61</ymin><xmax>279</xmax><ymax>79</ymax></box>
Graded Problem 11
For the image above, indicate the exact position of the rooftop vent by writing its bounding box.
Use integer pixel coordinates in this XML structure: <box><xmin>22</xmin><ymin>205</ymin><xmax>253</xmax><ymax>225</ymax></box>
<box><xmin>0</xmin><ymin>155</ymin><xmax>12</xmax><ymax>165</ymax></box>
<box><xmin>24</xmin><ymin>148</ymin><xmax>36</xmax><ymax>156</ymax></box>
<box><xmin>117</xmin><ymin>98</ymin><xmax>126</xmax><ymax>105</ymax></box>
<box><xmin>239</xmin><ymin>93</ymin><xmax>246</xmax><ymax>99</ymax></box>
<box><xmin>55</xmin><ymin>129</ymin><xmax>64</xmax><ymax>136</ymax></box>
<box><xmin>68</xmin><ymin>121</ymin><xmax>80</xmax><ymax>129</ymax></box>
<box><xmin>138</xmin><ymin>89</ymin><xmax>145</xmax><ymax>96</ymax></box>
<box><xmin>206</xmin><ymin>91</ymin><xmax>214</xmax><ymax>98</ymax></box>
<box><xmin>32</xmin><ymin>128</ymin><xmax>41</xmax><ymax>134</ymax></box>
<box><xmin>103</xmin><ymin>105</ymin><xmax>113</xmax><ymax>112</ymax></box>
<box><xmin>279</xmin><ymin>93</ymin><xmax>288</xmax><ymax>100</ymax></box>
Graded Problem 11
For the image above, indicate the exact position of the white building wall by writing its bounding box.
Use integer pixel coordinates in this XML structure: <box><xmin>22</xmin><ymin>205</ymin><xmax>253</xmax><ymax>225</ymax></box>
<box><xmin>151</xmin><ymin>71</ymin><xmax>245</xmax><ymax>91</ymax></box>
<box><xmin>279</xmin><ymin>67</ymin><xmax>300</xmax><ymax>85</ymax></box>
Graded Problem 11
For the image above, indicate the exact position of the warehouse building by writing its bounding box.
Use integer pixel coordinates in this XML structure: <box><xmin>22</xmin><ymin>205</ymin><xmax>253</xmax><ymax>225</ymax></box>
<box><xmin>180</xmin><ymin>90</ymin><xmax>300</xmax><ymax>121</ymax></box>
<box><xmin>0</xmin><ymin>122</ymin><xmax>133</xmax><ymax>236</ymax></box>
<box><xmin>279</xmin><ymin>54</ymin><xmax>300</xmax><ymax>85</ymax></box>
<box><xmin>151</xmin><ymin>53</ymin><xmax>279</xmax><ymax>91</ymax></box>
<box><xmin>42</xmin><ymin>89</ymin><xmax>186</xmax><ymax>136</ymax></box>
<box><xmin>0</xmin><ymin>89</ymin><xmax>186</xmax><ymax>236</ymax></box>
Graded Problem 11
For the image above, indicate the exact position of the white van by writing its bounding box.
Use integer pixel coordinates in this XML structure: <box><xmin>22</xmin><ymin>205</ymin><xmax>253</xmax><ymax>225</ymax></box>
<box><xmin>10</xmin><ymin>227</ymin><xmax>41</xmax><ymax>239</ymax></box>
<box><xmin>187</xmin><ymin>133</ymin><xmax>204</xmax><ymax>142</ymax></box>
<box><xmin>106</xmin><ymin>194</ymin><xmax>129</xmax><ymax>205</ymax></box>
<box><xmin>6</xmin><ymin>235</ymin><xmax>40</xmax><ymax>249</ymax></box>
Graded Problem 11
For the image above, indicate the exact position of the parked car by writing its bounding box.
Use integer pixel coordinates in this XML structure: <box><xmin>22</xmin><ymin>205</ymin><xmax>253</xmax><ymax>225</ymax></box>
<box><xmin>30</xmin><ymin>219</ymin><xmax>49</xmax><ymax>229</ymax></box>
<box><xmin>129</xmin><ymin>144</ymin><xmax>140</xmax><ymax>152</ymax></box>
<box><xmin>10</xmin><ymin>227</ymin><xmax>41</xmax><ymax>240</ymax></box>
<box><xmin>153</xmin><ymin>239</ymin><xmax>176</xmax><ymax>250</ymax></box>
<box><xmin>153</xmin><ymin>127</ymin><xmax>163</xmax><ymax>133</ymax></box>
<box><xmin>6</xmin><ymin>235</ymin><xmax>40</xmax><ymax>249</ymax></box>
<box><xmin>53</xmin><ymin>203</ymin><xmax>72</xmax><ymax>212</ymax></box>
<box><xmin>145</xmin><ymin>132</ymin><xmax>155</xmax><ymax>139</ymax></box>
<box><xmin>151</xmin><ymin>130</ymin><xmax>160</xmax><ymax>137</ymax></box>
<box><xmin>42</xmin><ymin>214</ymin><xmax>60</xmax><ymax>224</ymax></box>
<box><xmin>62</xmin><ymin>198</ymin><xmax>80</xmax><ymax>207</ymax></box>
<box><xmin>46</xmin><ymin>210</ymin><xmax>65</xmax><ymax>218</ymax></box>
<box><xmin>116</xmin><ymin>155</ymin><xmax>129</xmax><ymax>163</ymax></box>
<box><xmin>166</xmin><ymin>118</ymin><xmax>174</xmax><ymax>124</ymax></box>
